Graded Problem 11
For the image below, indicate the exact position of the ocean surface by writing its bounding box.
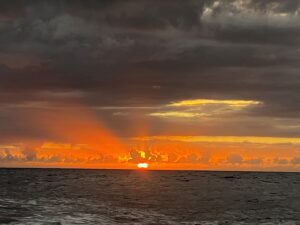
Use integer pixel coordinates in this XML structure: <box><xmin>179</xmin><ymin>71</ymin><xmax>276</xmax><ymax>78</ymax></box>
<box><xmin>0</xmin><ymin>169</ymin><xmax>299</xmax><ymax>225</ymax></box>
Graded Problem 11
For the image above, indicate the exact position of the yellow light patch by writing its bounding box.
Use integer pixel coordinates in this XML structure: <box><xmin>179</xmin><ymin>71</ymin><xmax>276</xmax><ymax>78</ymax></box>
<box><xmin>149</xmin><ymin>111</ymin><xmax>200</xmax><ymax>118</ymax></box>
<box><xmin>133</xmin><ymin>136</ymin><xmax>300</xmax><ymax>145</ymax></box>
<box><xmin>140</xmin><ymin>151</ymin><xmax>146</xmax><ymax>158</ymax></box>
<box><xmin>168</xmin><ymin>99</ymin><xmax>261</xmax><ymax>108</ymax></box>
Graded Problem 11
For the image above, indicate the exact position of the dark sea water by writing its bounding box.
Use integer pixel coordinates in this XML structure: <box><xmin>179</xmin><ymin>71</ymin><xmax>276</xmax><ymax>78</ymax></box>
<box><xmin>0</xmin><ymin>169</ymin><xmax>299</xmax><ymax>225</ymax></box>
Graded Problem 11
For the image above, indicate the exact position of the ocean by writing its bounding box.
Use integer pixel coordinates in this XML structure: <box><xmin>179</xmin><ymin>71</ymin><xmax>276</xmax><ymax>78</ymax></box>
<box><xmin>0</xmin><ymin>169</ymin><xmax>299</xmax><ymax>225</ymax></box>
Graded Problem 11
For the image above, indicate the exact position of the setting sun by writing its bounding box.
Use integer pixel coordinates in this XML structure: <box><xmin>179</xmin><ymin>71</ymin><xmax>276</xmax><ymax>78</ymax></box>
<box><xmin>137</xmin><ymin>163</ymin><xmax>149</xmax><ymax>169</ymax></box>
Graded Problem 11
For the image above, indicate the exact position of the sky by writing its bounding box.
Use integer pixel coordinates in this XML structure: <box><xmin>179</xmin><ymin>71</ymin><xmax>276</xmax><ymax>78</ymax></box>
<box><xmin>1</xmin><ymin>0</ymin><xmax>300</xmax><ymax>171</ymax></box>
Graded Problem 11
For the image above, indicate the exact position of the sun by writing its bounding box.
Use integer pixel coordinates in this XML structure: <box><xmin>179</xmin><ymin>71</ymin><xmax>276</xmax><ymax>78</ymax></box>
<box><xmin>137</xmin><ymin>162</ymin><xmax>149</xmax><ymax>169</ymax></box>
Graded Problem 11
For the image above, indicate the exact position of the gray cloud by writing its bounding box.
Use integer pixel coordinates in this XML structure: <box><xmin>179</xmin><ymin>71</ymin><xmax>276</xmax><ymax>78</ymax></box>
<box><xmin>227</xmin><ymin>154</ymin><xmax>243</xmax><ymax>164</ymax></box>
<box><xmin>1</xmin><ymin>0</ymin><xmax>300</xmax><ymax>141</ymax></box>
<box><xmin>291</xmin><ymin>157</ymin><xmax>300</xmax><ymax>165</ymax></box>
<box><xmin>227</xmin><ymin>154</ymin><xmax>263</xmax><ymax>165</ymax></box>
<box><xmin>177</xmin><ymin>153</ymin><xmax>211</xmax><ymax>164</ymax></box>
<box><xmin>274</xmin><ymin>158</ymin><xmax>289</xmax><ymax>165</ymax></box>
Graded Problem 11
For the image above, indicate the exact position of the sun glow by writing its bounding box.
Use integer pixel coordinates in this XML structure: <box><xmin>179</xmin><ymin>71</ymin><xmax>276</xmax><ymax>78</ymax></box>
<box><xmin>137</xmin><ymin>163</ymin><xmax>149</xmax><ymax>169</ymax></box>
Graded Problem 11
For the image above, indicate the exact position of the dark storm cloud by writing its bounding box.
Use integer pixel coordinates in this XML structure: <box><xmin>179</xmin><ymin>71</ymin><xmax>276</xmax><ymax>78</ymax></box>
<box><xmin>201</xmin><ymin>0</ymin><xmax>300</xmax><ymax>46</ymax></box>
<box><xmin>1</xmin><ymin>0</ymin><xmax>300</xmax><ymax>140</ymax></box>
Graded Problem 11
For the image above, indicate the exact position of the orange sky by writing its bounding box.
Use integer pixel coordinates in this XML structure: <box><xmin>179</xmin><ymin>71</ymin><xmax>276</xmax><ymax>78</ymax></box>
<box><xmin>0</xmin><ymin>102</ymin><xmax>300</xmax><ymax>171</ymax></box>
<box><xmin>1</xmin><ymin>1</ymin><xmax>300</xmax><ymax>172</ymax></box>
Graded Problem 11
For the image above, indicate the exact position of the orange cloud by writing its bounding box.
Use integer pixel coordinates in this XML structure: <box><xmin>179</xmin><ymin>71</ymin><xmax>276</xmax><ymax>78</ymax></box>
<box><xmin>1</xmin><ymin>140</ymin><xmax>300</xmax><ymax>171</ymax></box>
